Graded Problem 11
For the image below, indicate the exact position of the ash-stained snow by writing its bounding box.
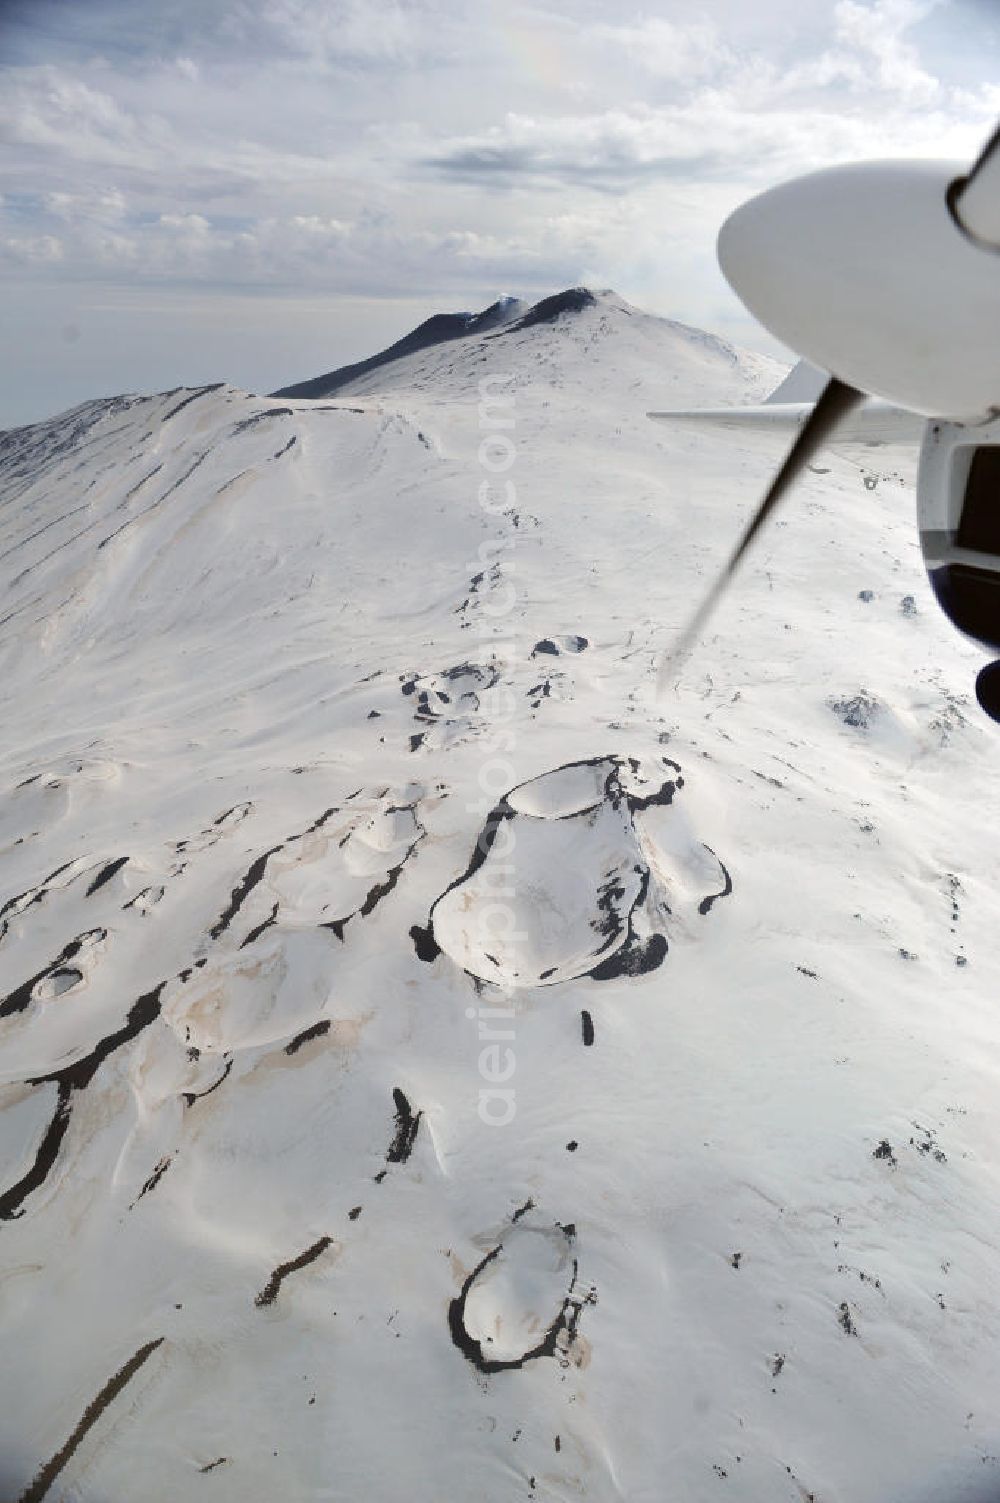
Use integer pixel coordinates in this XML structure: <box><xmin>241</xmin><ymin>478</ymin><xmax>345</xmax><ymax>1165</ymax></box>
<box><xmin>1</xmin><ymin>289</ymin><xmax>1000</xmax><ymax>1503</ymax></box>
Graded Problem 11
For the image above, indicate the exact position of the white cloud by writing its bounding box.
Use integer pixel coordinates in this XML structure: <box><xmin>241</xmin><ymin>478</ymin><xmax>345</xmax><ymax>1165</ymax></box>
<box><xmin>419</xmin><ymin>86</ymin><xmax>993</xmax><ymax>191</ymax></box>
<box><xmin>587</xmin><ymin>16</ymin><xmax>733</xmax><ymax>83</ymax></box>
<box><xmin>289</xmin><ymin>215</ymin><xmax>352</xmax><ymax>237</ymax></box>
<box><xmin>0</xmin><ymin>67</ymin><xmax>170</xmax><ymax>173</ymax></box>
<box><xmin>1</xmin><ymin>0</ymin><xmax>998</xmax><ymax>421</ymax></box>
<box><xmin>226</xmin><ymin>0</ymin><xmax>433</xmax><ymax>65</ymax></box>
<box><xmin>0</xmin><ymin>233</ymin><xmax>64</xmax><ymax>264</ymax></box>
<box><xmin>835</xmin><ymin>0</ymin><xmax>942</xmax><ymax>100</ymax></box>
<box><xmin>784</xmin><ymin>0</ymin><xmax>943</xmax><ymax>104</ymax></box>
<box><xmin>42</xmin><ymin>186</ymin><xmax>127</xmax><ymax>222</ymax></box>
<box><xmin>3</xmin><ymin>68</ymin><xmax>132</xmax><ymax>146</ymax></box>
<box><xmin>419</xmin><ymin>0</ymin><xmax>999</xmax><ymax>192</ymax></box>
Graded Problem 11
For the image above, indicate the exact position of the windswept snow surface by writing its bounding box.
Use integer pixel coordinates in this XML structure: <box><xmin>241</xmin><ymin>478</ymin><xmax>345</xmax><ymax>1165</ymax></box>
<box><xmin>2</xmin><ymin>289</ymin><xmax>1000</xmax><ymax>1503</ymax></box>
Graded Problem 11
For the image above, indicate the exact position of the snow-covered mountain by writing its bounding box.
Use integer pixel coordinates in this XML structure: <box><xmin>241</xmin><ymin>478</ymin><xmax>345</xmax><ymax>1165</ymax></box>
<box><xmin>2</xmin><ymin>287</ymin><xmax>1000</xmax><ymax>1503</ymax></box>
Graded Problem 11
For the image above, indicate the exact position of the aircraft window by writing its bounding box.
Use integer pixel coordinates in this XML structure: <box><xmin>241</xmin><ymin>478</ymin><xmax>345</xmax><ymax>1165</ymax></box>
<box><xmin>957</xmin><ymin>445</ymin><xmax>1000</xmax><ymax>553</ymax></box>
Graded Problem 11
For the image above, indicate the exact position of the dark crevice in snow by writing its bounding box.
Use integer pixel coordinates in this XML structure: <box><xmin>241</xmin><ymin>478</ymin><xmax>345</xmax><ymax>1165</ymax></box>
<box><xmin>240</xmin><ymin>901</ymin><xmax>279</xmax><ymax>949</ymax></box>
<box><xmin>386</xmin><ymin>1088</ymin><xmax>421</xmax><ymax>1164</ymax></box>
<box><xmin>129</xmin><ymin>1155</ymin><xmax>172</xmax><ymax>1209</ymax></box>
<box><xmin>320</xmin><ymin>802</ymin><xmax>425</xmax><ymax>941</ymax></box>
<box><xmin>409</xmin><ymin>787</ymin><xmax>521</xmax><ymax>964</ymax></box>
<box><xmin>0</xmin><ymin>929</ymin><xmax>105</xmax><ymax>1018</ymax></box>
<box><xmin>289</xmin><ymin>805</ymin><xmax>341</xmax><ymax>840</ymax></box>
<box><xmin>97</xmin><ymin>449</ymin><xmax>212</xmax><ymax>551</ymax></box>
<box><xmin>10</xmin><ymin>506</ymin><xmax>120</xmax><ymax>579</ymax></box>
<box><xmin>123</xmin><ymin>885</ymin><xmax>164</xmax><ymax>914</ymax></box>
<box><xmin>285</xmin><ymin>1020</ymin><xmax>331</xmax><ymax>1056</ymax></box>
<box><xmin>213</xmin><ymin>805</ymin><xmax>242</xmax><ymax>827</ymax></box>
<box><xmin>358</xmin><ymin>858</ymin><xmax>409</xmax><ymax>919</ymax></box>
<box><xmin>17</xmin><ymin>1337</ymin><xmax>165</xmax><ymax>1503</ymax></box>
<box><xmin>85</xmin><ymin>857</ymin><xmax>128</xmax><ymax>896</ymax></box>
<box><xmin>697</xmin><ymin>849</ymin><xmax>733</xmax><ymax>916</ymax></box>
<box><xmin>182</xmin><ymin>1056</ymin><xmax>233</xmax><ymax>1108</ymax></box>
<box><xmin>0</xmin><ymin>982</ymin><xmax>166</xmax><ymax>1220</ymax></box>
<box><xmin>174</xmin><ymin>803</ymin><xmax>252</xmax><ymax>857</ymax></box>
<box><xmin>0</xmin><ymin>1081</ymin><xmax>74</xmax><ymax>1221</ymax></box>
<box><xmin>0</xmin><ymin>499</ymin><xmax>91</xmax><ymax>564</ymax></box>
<box><xmin>0</xmin><ymin>860</ymin><xmax>80</xmax><ymax>944</ymax></box>
<box><xmin>231</xmin><ymin>408</ymin><xmax>293</xmax><ymax>435</ymax></box>
<box><xmin>120</xmin><ymin>462</ymin><xmax>163</xmax><ymax>502</ymax></box>
<box><xmin>209</xmin><ymin>847</ymin><xmax>284</xmax><ymax>940</ymax></box>
<box><xmin>161</xmin><ymin>384</ymin><xmax>225</xmax><ymax>424</ymax></box>
<box><xmin>255</xmin><ymin>1236</ymin><xmax>335</xmax><ymax>1308</ymax></box>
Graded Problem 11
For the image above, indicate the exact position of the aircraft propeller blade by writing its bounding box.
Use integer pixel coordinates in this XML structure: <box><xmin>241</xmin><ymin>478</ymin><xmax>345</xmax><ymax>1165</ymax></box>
<box><xmin>657</xmin><ymin>376</ymin><xmax>864</xmax><ymax>692</ymax></box>
<box><xmin>950</xmin><ymin>122</ymin><xmax>1000</xmax><ymax>249</ymax></box>
<box><xmin>656</xmin><ymin>115</ymin><xmax>1000</xmax><ymax>700</ymax></box>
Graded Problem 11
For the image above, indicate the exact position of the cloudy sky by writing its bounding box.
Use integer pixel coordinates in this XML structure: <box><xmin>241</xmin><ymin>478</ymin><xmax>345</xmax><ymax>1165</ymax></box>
<box><xmin>1</xmin><ymin>0</ymin><xmax>998</xmax><ymax>427</ymax></box>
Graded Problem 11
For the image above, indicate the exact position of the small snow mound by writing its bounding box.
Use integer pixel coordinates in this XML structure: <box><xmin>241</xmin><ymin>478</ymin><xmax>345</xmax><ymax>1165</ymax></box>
<box><xmin>460</xmin><ymin>1223</ymin><xmax>577</xmax><ymax>1365</ymax></box>
<box><xmin>429</xmin><ymin>763</ymin><xmax>644</xmax><ymax>987</ymax></box>
<box><xmin>422</xmin><ymin>753</ymin><xmax>727</xmax><ymax>987</ymax></box>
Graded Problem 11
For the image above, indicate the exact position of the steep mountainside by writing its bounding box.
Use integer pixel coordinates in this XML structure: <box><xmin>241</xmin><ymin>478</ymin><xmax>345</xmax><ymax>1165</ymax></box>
<box><xmin>1</xmin><ymin>289</ymin><xmax>999</xmax><ymax>1503</ymax></box>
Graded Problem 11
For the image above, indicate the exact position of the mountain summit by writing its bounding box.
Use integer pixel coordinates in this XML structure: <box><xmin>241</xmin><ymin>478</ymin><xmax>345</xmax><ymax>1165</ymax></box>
<box><xmin>272</xmin><ymin>291</ymin><xmax>528</xmax><ymax>399</ymax></box>
<box><xmin>272</xmin><ymin>288</ymin><xmax>651</xmax><ymax>399</ymax></box>
<box><xmin>270</xmin><ymin>286</ymin><xmax>776</xmax><ymax>408</ymax></box>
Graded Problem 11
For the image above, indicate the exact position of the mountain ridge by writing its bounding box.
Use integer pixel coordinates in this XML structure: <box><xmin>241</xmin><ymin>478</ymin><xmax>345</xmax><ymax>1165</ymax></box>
<box><xmin>1</xmin><ymin>290</ymin><xmax>785</xmax><ymax>438</ymax></box>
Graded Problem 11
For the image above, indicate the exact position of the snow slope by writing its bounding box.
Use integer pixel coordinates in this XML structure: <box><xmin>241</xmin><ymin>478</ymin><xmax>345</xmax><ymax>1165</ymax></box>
<box><xmin>2</xmin><ymin>289</ymin><xmax>1000</xmax><ymax>1503</ymax></box>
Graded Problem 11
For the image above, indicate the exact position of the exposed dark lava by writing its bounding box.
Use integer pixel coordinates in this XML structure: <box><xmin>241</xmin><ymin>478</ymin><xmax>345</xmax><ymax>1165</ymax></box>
<box><xmin>17</xmin><ymin>1337</ymin><xmax>165</xmax><ymax>1503</ymax></box>
<box><xmin>255</xmin><ymin>1237</ymin><xmax>335</xmax><ymax>1308</ymax></box>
